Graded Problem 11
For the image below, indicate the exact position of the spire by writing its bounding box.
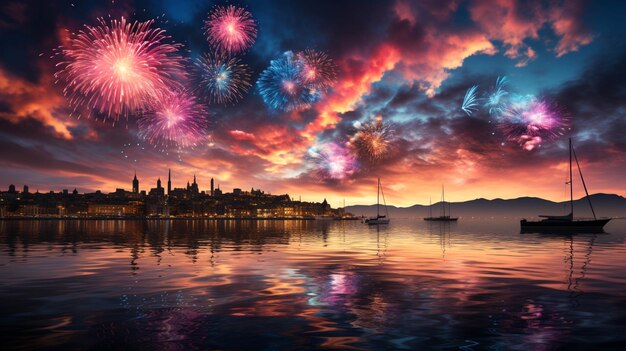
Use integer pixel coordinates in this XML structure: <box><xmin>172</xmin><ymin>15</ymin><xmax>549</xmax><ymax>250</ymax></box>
<box><xmin>193</xmin><ymin>174</ymin><xmax>196</xmax><ymax>184</ymax></box>
<box><xmin>167</xmin><ymin>168</ymin><xmax>171</xmax><ymax>195</ymax></box>
<box><xmin>132</xmin><ymin>170</ymin><xmax>139</xmax><ymax>193</ymax></box>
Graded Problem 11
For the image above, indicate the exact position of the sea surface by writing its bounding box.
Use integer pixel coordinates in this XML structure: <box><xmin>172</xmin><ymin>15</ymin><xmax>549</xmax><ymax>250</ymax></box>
<box><xmin>0</xmin><ymin>218</ymin><xmax>625</xmax><ymax>351</ymax></box>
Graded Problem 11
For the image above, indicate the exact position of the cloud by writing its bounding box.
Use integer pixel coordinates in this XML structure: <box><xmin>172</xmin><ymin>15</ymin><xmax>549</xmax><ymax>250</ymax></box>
<box><xmin>0</xmin><ymin>67</ymin><xmax>75</xmax><ymax>138</ymax></box>
<box><xmin>468</xmin><ymin>0</ymin><xmax>593</xmax><ymax>65</ymax></box>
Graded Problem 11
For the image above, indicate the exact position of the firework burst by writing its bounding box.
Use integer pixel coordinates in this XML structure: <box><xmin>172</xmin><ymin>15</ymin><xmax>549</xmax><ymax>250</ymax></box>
<box><xmin>499</xmin><ymin>95</ymin><xmax>570</xmax><ymax>151</ymax></box>
<box><xmin>257</xmin><ymin>51</ymin><xmax>320</xmax><ymax>111</ymax></box>
<box><xmin>192</xmin><ymin>51</ymin><xmax>252</xmax><ymax>104</ymax></box>
<box><xmin>295</xmin><ymin>50</ymin><xmax>337</xmax><ymax>91</ymax></box>
<box><xmin>55</xmin><ymin>17</ymin><xmax>186</xmax><ymax>121</ymax></box>
<box><xmin>461</xmin><ymin>85</ymin><xmax>480</xmax><ymax>116</ymax></box>
<box><xmin>138</xmin><ymin>90</ymin><xmax>209</xmax><ymax>149</ymax></box>
<box><xmin>349</xmin><ymin>116</ymin><xmax>396</xmax><ymax>161</ymax></box>
<box><xmin>484</xmin><ymin>76</ymin><xmax>509</xmax><ymax>116</ymax></box>
<box><xmin>308</xmin><ymin>143</ymin><xmax>359</xmax><ymax>180</ymax></box>
<box><xmin>204</xmin><ymin>5</ymin><xmax>257</xmax><ymax>54</ymax></box>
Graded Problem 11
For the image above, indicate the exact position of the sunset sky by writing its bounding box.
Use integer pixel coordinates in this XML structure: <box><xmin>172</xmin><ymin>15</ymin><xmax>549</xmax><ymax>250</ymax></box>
<box><xmin>1</xmin><ymin>0</ymin><xmax>625</xmax><ymax>207</ymax></box>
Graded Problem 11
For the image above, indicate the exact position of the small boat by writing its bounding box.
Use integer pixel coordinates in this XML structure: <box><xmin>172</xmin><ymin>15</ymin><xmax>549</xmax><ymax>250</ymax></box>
<box><xmin>424</xmin><ymin>185</ymin><xmax>458</xmax><ymax>221</ymax></box>
<box><xmin>365</xmin><ymin>178</ymin><xmax>390</xmax><ymax>225</ymax></box>
<box><xmin>520</xmin><ymin>138</ymin><xmax>611</xmax><ymax>231</ymax></box>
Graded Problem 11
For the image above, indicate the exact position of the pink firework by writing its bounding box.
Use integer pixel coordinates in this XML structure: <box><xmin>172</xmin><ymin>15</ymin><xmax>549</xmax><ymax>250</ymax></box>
<box><xmin>296</xmin><ymin>50</ymin><xmax>337</xmax><ymax>91</ymax></box>
<box><xmin>499</xmin><ymin>96</ymin><xmax>570</xmax><ymax>151</ymax></box>
<box><xmin>138</xmin><ymin>90</ymin><xmax>209</xmax><ymax>149</ymax></box>
<box><xmin>308</xmin><ymin>143</ymin><xmax>359</xmax><ymax>180</ymax></box>
<box><xmin>204</xmin><ymin>5</ymin><xmax>257</xmax><ymax>54</ymax></box>
<box><xmin>55</xmin><ymin>17</ymin><xmax>186</xmax><ymax>121</ymax></box>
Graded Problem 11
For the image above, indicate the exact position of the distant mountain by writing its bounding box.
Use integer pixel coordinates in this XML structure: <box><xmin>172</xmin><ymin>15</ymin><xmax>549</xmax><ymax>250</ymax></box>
<box><xmin>345</xmin><ymin>193</ymin><xmax>626</xmax><ymax>219</ymax></box>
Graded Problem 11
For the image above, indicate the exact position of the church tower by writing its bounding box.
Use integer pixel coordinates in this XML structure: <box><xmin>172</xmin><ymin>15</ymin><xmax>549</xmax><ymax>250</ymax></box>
<box><xmin>167</xmin><ymin>168</ymin><xmax>171</xmax><ymax>195</ymax></box>
<box><xmin>211</xmin><ymin>177</ymin><xmax>214</xmax><ymax>196</ymax></box>
<box><xmin>132</xmin><ymin>172</ymin><xmax>139</xmax><ymax>193</ymax></box>
<box><xmin>191</xmin><ymin>174</ymin><xmax>198</xmax><ymax>194</ymax></box>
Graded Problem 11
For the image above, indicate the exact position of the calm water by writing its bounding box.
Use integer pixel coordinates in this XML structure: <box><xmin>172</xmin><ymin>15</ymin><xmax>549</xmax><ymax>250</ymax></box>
<box><xmin>1</xmin><ymin>219</ymin><xmax>625</xmax><ymax>350</ymax></box>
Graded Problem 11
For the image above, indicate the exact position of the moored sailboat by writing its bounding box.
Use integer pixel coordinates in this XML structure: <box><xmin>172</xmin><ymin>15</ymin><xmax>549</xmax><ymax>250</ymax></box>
<box><xmin>365</xmin><ymin>178</ymin><xmax>390</xmax><ymax>225</ymax></box>
<box><xmin>424</xmin><ymin>185</ymin><xmax>458</xmax><ymax>221</ymax></box>
<box><xmin>520</xmin><ymin>138</ymin><xmax>611</xmax><ymax>231</ymax></box>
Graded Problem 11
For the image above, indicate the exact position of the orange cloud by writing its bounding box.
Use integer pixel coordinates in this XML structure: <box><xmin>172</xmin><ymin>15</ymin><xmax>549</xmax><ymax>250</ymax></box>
<box><xmin>399</xmin><ymin>31</ymin><xmax>497</xmax><ymax>96</ymax></box>
<box><xmin>229</xmin><ymin>130</ymin><xmax>256</xmax><ymax>141</ymax></box>
<box><xmin>0</xmin><ymin>67</ymin><xmax>75</xmax><ymax>139</ymax></box>
<box><xmin>303</xmin><ymin>43</ymin><xmax>402</xmax><ymax>139</ymax></box>
<box><xmin>469</xmin><ymin>0</ymin><xmax>593</xmax><ymax>66</ymax></box>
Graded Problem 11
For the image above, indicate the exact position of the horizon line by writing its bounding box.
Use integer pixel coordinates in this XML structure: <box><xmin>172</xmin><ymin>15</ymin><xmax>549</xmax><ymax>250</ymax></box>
<box><xmin>348</xmin><ymin>192</ymin><xmax>625</xmax><ymax>208</ymax></box>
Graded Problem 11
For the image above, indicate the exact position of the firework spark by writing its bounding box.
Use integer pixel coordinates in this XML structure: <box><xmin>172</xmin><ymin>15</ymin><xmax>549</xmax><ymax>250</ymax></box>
<box><xmin>461</xmin><ymin>85</ymin><xmax>480</xmax><ymax>116</ymax></box>
<box><xmin>257</xmin><ymin>51</ymin><xmax>320</xmax><ymax>111</ymax></box>
<box><xmin>204</xmin><ymin>5</ymin><xmax>257</xmax><ymax>54</ymax></box>
<box><xmin>485</xmin><ymin>76</ymin><xmax>509</xmax><ymax>115</ymax></box>
<box><xmin>138</xmin><ymin>90</ymin><xmax>209</xmax><ymax>149</ymax></box>
<box><xmin>499</xmin><ymin>95</ymin><xmax>569</xmax><ymax>150</ymax></box>
<box><xmin>308</xmin><ymin>143</ymin><xmax>359</xmax><ymax>180</ymax></box>
<box><xmin>295</xmin><ymin>50</ymin><xmax>337</xmax><ymax>91</ymax></box>
<box><xmin>55</xmin><ymin>17</ymin><xmax>186</xmax><ymax>121</ymax></box>
<box><xmin>192</xmin><ymin>52</ymin><xmax>252</xmax><ymax>105</ymax></box>
<box><xmin>349</xmin><ymin>116</ymin><xmax>396</xmax><ymax>161</ymax></box>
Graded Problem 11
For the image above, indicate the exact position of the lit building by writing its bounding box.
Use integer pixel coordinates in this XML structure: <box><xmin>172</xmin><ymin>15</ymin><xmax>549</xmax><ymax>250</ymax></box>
<box><xmin>87</xmin><ymin>203</ymin><xmax>143</xmax><ymax>216</ymax></box>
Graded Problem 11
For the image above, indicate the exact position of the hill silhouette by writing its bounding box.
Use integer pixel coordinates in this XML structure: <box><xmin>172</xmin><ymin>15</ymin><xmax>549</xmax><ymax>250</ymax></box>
<box><xmin>345</xmin><ymin>193</ymin><xmax>626</xmax><ymax>219</ymax></box>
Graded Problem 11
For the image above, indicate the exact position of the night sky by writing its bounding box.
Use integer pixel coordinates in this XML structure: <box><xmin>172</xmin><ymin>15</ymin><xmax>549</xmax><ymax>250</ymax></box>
<box><xmin>1</xmin><ymin>0</ymin><xmax>625</xmax><ymax>207</ymax></box>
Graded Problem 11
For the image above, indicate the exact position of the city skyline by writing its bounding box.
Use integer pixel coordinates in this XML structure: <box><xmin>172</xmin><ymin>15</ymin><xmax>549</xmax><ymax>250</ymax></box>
<box><xmin>0</xmin><ymin>168</ymin><xmax>339</xmax><ymax>219</ymax></box>
<box><xmin>1</xmin><ymin>170</ymin><xmax>273</xmax><ymax>198</ymax></box>
<box><xmin>1</xmin><ymin>1</ymin><xmax>625</xmax><ymax>207</ymax></box>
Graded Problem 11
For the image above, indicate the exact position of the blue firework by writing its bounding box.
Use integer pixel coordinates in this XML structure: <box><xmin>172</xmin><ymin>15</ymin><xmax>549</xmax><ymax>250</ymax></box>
<box><xmin>256</xmin><ymin>51</ymin><xmax>320</xmax><ymax>111</ymax></box>
<box><xmin>461</xmin><ymin>85</ymin><xmax>480</xmax><ymax>116</ymax></box>
<box><xmin>192</xmin><ymin>51</ymin><xmax>251</xmax><ymax>105</ymax></box>
<box><xmin>484</xmin><ymin>76</ymin><xmax>509</xmax><ymax>116</ymax></box>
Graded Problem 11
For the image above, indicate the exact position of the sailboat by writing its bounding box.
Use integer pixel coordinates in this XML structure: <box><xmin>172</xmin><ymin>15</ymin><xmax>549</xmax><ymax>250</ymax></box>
<box><xmin>365</xmin><ymin>178</ymin><xmax>390</xmax><ymax>225</ymax></box>
<box><xmin>424</xmin><ymin>185</ymin><xmax>458</xmax><ymax>221</ymax></box>
<box><xmin>520</xmin><ymin>139</ymin><xmax>611</xmax><ymax>231</ymax></box>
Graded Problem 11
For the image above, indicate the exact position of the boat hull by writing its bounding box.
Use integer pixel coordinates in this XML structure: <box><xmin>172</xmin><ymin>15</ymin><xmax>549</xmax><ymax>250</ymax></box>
<box><xmin>366</xmin><ymin>219</ymin><xmax>390</xmax><ymax>225</ymax></box>
<box><xmin>520</xmin><ymin>218</ymin><xmax>610</xmax><ymax>232</ymax></box>
<box><xmin>424</xmin><ymin>217</ymin><xmax>458</xmax><ymax>221</ymax></box>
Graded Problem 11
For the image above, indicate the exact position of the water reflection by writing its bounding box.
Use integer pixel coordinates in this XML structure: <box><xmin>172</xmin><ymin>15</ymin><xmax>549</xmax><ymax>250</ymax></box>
<box><xmin>0</xmin><ymin>219</ymin><xmax>625</xmax><ymax>350</ymax></box>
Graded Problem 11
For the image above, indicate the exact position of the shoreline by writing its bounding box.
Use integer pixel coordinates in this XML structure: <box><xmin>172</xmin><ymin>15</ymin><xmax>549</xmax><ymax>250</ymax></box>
<box><xmin>0</xmin><ymin>216</ymin><xmax>361</xmax><ymax>221</ymax></box>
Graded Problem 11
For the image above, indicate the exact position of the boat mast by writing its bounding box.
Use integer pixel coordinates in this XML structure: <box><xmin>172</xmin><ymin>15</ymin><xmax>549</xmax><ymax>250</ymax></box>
<box><xmin>442</xmin><ymin>185</ymin><xmax>446</xmax><ymax>217</ymax></box>
<box><xmin>569</xmin><ymin>138</ymin><xmax>573</xmax><ymax>217</ymax></box>
<box><xmin>572</xmin><ymin>143</ymin><xmax>598</xmax><ymax>220</ymax></box>
<box><xmin>377</xmin><ymin>177</ymin><xmax>380</xmax><ymax>218</ymax></box>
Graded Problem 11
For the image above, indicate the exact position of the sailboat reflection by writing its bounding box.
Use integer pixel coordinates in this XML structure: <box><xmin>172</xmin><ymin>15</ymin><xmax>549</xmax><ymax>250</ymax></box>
<box><xmin>526</xmin><ymin>231</ymin><xmax>601</xmax><ymax>300</ymax></box>
<box><xmin>369</xmin><ymin>223</ymin><xmax>389</xmax><ymax>264</ymax></box>
<box><xmin>426</xmin><ymin>221</ymin><xmax>454</xmax><ymax>260</ymax></box>
<box><xmin>565</xmin><ymin>233</ymin><xmax>598</xmax><ymax>302</ymax></box>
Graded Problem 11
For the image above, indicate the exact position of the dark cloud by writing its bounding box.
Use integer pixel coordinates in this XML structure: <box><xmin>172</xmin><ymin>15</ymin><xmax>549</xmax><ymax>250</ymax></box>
<box><xmin>553</xmin><ymin>49</ymin><xmax>626</xmax><ymax>161</ymax></box>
